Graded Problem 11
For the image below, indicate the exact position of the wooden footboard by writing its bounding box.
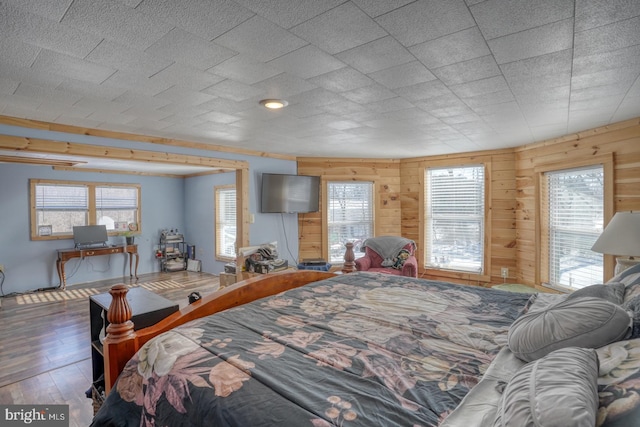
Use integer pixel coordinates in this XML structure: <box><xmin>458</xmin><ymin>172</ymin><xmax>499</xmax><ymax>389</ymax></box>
<box><xmin>102</xmin><ymin>269</ymin><xmax>336</xmax><ymax>393</ymax></box>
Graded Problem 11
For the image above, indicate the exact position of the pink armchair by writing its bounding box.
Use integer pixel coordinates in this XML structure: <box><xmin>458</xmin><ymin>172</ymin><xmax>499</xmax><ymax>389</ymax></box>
<box><xmin>355</xmin><ymin>236</ymin><xmax>418</xmax><ymax>278</ymax></box>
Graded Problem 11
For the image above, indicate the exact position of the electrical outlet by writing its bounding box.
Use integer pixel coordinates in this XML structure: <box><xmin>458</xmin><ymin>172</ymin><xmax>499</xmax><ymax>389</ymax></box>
<box><xmin>501</xmin><ymin>267</ymin><xmax>508</xmax><ymax>278</ymax></box>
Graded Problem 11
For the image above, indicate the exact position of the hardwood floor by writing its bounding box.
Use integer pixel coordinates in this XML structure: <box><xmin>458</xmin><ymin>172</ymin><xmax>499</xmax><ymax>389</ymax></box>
<box><xmin>0</xmin><ymin>271</ymin><xmax>220</xmax><ymax>427</ymax></box>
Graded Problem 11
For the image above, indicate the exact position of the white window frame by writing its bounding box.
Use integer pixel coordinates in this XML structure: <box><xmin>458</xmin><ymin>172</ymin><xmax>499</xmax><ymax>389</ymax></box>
<box><xmin>536</xmin><ymin>154</ymin><xmax>614</xmax><ymax>290</ymax></box>
<box><xmin>215</xmin><ymin>184</ymin><xmax>236</xmax><ymax>261</ymax></box>
<box><xmin>326</xmin><ymin>181</ymin><xmax>374</xmax><ymax>264</ymax></box>
<box><xmin>424</xmin><ymin>164</ymin><xmax>488</xmax><ymax>276</ymax></box>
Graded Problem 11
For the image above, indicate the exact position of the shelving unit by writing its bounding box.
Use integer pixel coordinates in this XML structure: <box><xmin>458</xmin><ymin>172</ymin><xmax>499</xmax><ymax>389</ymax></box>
<box><xmin>158</xmin><ymin>231</ymin><xmax>187</xmax><ymax>272</ymax></box>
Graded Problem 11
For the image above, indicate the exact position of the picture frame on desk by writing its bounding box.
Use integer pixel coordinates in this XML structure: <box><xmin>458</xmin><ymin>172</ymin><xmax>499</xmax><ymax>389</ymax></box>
<box><xmin>38</xmin><ymin>225</ymin><xmax>52</xmax><ymax>236</ymax></box>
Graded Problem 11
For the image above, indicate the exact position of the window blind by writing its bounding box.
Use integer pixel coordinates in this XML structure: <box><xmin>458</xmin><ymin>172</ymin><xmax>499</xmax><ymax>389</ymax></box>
<box><xmin>216</xmin><ymin>187</ymin><xmax>236</xmax><ymax>259</ymax></box>
<box><xmin>327</xmin><ymin>182</ymin><xmax>373</xmax><ymax>263</ymax></box>
<box><xmin>425</xmin><ymin>165</ymin><xmax>485</xmax><ymax>273</ymax></box>
<box><xmin>545</xmin><ymin>166</ymin><xmax>603</xmax><ymax>290</ymax></box>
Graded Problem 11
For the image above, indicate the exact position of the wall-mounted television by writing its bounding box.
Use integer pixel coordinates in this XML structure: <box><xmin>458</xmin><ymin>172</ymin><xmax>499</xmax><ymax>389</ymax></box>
<box><xmin>261</xmin><ymin>173</ymin><xmax>320</xmax><ymax>213</ymax></box>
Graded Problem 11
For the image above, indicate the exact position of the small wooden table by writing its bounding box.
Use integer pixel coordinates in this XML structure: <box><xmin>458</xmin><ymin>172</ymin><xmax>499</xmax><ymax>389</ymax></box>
<box><xmin>56</xmin><ymin>244</ymin><xmax>139</xmax><ymax>290</ymax></box>
<box><xmin>89</xmin><ymin>287</ymin><xmax>178</xmax><ymax>412</ymax></box>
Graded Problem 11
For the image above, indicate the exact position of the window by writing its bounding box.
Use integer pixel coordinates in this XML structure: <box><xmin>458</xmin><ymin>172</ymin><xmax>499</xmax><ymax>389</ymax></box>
<box><xmin>215</xmin><ymin>185</ymin><xmax>236</xmax><ymax>260</ymax></box>
<box><xmin>541</xmin><ymin>166</ymin><xmax>604</xmax><ymax>290</ymax></box>
<box><xmin>425</xmin><ymin>165</ymin><xmax>485</xmax><ymax>273</ymax></box>
<box><xmin>30</xmin><ymin>179</ymin><xmax>140</xmax><ymax>240</ymax></box>
<box><xmin>327</xmin><ymin>181</ymin><xmax>374</xmax><ymax>263</ymax></box>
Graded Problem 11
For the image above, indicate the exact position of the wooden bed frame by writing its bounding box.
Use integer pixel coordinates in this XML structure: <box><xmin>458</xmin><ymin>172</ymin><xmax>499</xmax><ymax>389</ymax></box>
<box><xmin>102</xmin><ymin>243</ymin><xmax>357</xmax><ymax>392</ymax></box>
<box><xmin>103</xmin><ymin>270</ymin><xmax>334</xmax><ymax>392</ymax></box>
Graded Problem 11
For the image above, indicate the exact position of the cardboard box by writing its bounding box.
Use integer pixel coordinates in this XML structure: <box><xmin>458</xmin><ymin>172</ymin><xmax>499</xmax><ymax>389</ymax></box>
<box><xmin>219</xmin><ymin>272</ymin><xmax>236</xmax><ymax>288</ymax></box>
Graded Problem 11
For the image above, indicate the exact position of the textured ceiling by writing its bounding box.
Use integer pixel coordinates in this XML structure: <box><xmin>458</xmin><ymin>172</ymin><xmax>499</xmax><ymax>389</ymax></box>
<box><xmin>0</xmin><ymin>0</ymin><xmax>639</xmax><ymax>159</ymax></box>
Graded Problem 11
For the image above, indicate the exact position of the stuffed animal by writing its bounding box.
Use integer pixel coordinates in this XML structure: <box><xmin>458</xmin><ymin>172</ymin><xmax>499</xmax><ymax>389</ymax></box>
<box><xmin>392</xmin><ymin>249</ymin><xmax>410</xmax><ymax>270</ymax></box>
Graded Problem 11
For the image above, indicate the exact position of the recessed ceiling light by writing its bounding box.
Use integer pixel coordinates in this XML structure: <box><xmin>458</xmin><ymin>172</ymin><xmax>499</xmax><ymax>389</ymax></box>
<box><xmin>259</xmin><ymin>99</ymin><xmax>288</xmax><ymax>109</ymax></box>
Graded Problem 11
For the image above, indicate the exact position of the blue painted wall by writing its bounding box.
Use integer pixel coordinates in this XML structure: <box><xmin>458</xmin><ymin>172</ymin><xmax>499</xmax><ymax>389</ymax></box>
<box><xmin>0</xmin><ymin>124</ymin><xmax>298</xmax><ymax>295</ymax></box>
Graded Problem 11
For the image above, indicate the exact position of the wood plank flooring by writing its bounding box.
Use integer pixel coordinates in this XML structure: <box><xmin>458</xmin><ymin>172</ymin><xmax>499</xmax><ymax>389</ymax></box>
<box><xmin>0</xmin><ymin>271</ymin><xmax>220</xmax><ymax>427</ymax></box>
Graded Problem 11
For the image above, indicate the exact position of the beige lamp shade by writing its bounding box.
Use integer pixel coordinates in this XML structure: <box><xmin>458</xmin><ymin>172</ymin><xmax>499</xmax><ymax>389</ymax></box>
<box><xmin>591</xmin><ymin>211</ymin><xmax>640</xmax><ymax>256</ymax></box>
<box><xmin>591</xmin><ymin>211</ymin><xmax>640</xmax><ymax>275</ymax></box>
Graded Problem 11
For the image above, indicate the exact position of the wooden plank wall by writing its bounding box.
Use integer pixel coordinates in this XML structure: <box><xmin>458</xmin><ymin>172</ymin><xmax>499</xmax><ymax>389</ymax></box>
<box><xmin>297</xmin><ymin>118</ymin><xmax>640</xmax><ymax>287</ymax></box>
<box><xmin>399</xmin><ymin>150</ymin><xmax>518</xmax><ymax>286</ymax></box>
<box><xmin>515</xmin><ymin>118</ymin><xmax>640</xmax><ymax>286</ymax></box>
<box><xmin>296</xmin><ymin>158</ymin><xmax>401</xmax><ymax>261</ymax></box>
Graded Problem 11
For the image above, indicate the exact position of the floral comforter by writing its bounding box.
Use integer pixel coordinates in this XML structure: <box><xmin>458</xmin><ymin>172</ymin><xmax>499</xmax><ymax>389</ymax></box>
<box><xmin>91</xmin><ymin>272</ymin><xmax>533</xmax><ymax>427</ymax></box>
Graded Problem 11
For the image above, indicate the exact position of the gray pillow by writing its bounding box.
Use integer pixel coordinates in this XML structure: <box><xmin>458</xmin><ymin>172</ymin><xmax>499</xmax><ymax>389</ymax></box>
<box><xmin>493</xmin><ymin>347</ymin><xmax>599</xmax><ymax>427</ymax></box>
<box><xmin>508</xmin><ymin>296</ymin><xmax>631</xmax><ymax>362</ymax></box>
<box><xmin>624</xmin><ymin>295</ymin><xmax>640</xmax><ymax>339</ymax></box>
<box><xmin>566</xmin><ymin>282</ymin><xmax>625</xmax><ymax>305</ymax></box>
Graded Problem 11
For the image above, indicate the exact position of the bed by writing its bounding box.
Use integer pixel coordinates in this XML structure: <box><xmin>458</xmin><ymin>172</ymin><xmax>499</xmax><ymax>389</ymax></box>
<box><xmin>91</xmin><ymin>266</ymin><xmax>640</xmax><ymax>427</ymax></box>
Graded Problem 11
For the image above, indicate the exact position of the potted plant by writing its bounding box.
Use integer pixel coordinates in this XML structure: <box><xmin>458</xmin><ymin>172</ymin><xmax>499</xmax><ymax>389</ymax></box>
<box><xmin>124</xmin><ymin>223</ymin><xmax>138</xmax><ymax>245</ymax></box>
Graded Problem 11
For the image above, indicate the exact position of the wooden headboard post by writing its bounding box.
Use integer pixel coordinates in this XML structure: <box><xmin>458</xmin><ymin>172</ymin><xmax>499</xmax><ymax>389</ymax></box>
<box><xmin>102</xmin><ymin>284</ymin><xmax>136</xmax><ymax>393</ymax></box>
<box><xmin>342</xmin><ymin>242</ymin><xmax>357</xmax><ymax>273</ymax></box>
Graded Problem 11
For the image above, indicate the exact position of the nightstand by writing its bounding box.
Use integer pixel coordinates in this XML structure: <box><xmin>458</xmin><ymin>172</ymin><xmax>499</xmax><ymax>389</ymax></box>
<box><xmin>89</xmin><ymin>287</ymin><xmax>179</xmax><ymax>413</ymax></box>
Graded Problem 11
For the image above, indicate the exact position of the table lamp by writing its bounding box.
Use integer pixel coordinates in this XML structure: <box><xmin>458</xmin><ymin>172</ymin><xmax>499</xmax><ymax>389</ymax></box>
<box><xmin>591</xmin><ymin>211</ymin><xmax>640</xmax><ymax>275</ymax></box>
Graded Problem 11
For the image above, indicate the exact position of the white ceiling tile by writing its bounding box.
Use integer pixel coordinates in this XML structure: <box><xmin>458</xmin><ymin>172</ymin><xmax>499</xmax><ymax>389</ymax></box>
<box><xmin>215</xmin><ymin>15</ymin><xmax>308</xmax><ymax>62</ymax></box>
<box><xmin>336</xmin><ymin>36</ymin><xmax>414</xmax><ymax>74</ymax></box>
<box><xmin>287</xmin><ymin>88</ymin><xmax>345</xmax><ymax>107</ymax></box>
<box><xmin>471</xmin><ymin>0</ymin><xmax>574</xmax><ymax>40</ymax></box>
<box><xmin>0</xmin><ymin>63</ymin><xmax>65</xmax><ymax>91</ymax></box>
<box><xmin>234</xmin><ymin>0</ymin><xmax>344</xmax><ymax>28</ymax></box>
<box><xmin>369</xmin><ymin>61</ymin><xmax>436</xmax><ymax>89</ymax></box>
<box><xmin>575</xmin><ymin>0</ymin><xmax>640</xmax><ymax>32</ymax></box>
<box><xmin>463</xmin><ymin>89</ymin><xmax>515</xmax><ymax>108</ymax></box>
<box><xmin>267</xmin><ymin>45</ymin><xmax>346</xmax><ymax>79</ymax></box>
<box><xmin>574</xmin><ymin>16</ymin><xmax>640</xmax><ymax>58</ymax></box>
<box><xmin>102</xmin><ymin>70</ymin><xmax>173</xmax><ymax>96</ymax></box>
<box><xmin>0</xmin><ymin>79</ymin><xmax>19</xmax><ymax>95</ymax></box>
<box><xmin>14</xmin><ymin>83</ymin><xmax>82</xmax><ymax>105</ymax></box>
<box><xmin>114</xmin><ymin>92</ymin><xmax>171</xmax><ymax>111</ymax></box>
<box><xmin>0</xmin><ymin>3</ymin><xmax>102</xmax><ymax>58</ymax></box>
<box><xmin>136</xmin><ymin>0</ymin><xmax>255</xmax><ymax>41</ymax></box>
<box><xmin>290</xmin><ymin>2</ymin><xmax>387</xmax><ymax>54</ymax></box>
<box><xmin>31</xmin><ymin>50</ymin><xmax>115</xmax><ymax>84</ymax></box>
<box><xmin>61</xmin><ymin>0</ymin><xmax>173</xmax><ymax>50</ymax></box>
<box><xmin>351</xmin><ymin>0</ymin><xmax>415</xmax><ymax>18</ymax></box>
<box><xmin>145</xmin><ymin>28</ymin><xmax>237</xmax><ymax>71</ymax></box>
<box><xmin>203</xmin><ymin>80</ymin><xmax>265</xmax><ymax>102</ymax></box>
<box><xmin>450</xmin><ymin>75</ymin><xmax>510</xmax><ymax>98</ymax></box>
<box><xmin>342</xmin><ymin>84</ymin><xmax>397</xmax><ymax>104</ymax></box>
<box><xmin>375</xmin><ymin>0</ymin><xmax>475</xmax><ymax>47</ymax></box>
<box><xmin>488</xmin><ymin>19</ymin><xmax>573</xmax><ymax>64</ymax></box>
<box><xmin>154</xmin><ymin>86</ymin><xmax>216</xmax><ymax>106</ymax></box>
<box><xmin>150</xmin><ymin>63</ymin><xmax>225</xmax><ymax>92</ymax></box>
<box><xmin>500</xmin><ymin>50</ymin><xmax>573</xmax><ymax>84</ymax></box>
<box><xmin>210</xmin><ymin>55</ymin><xmax>282</xmax><ymax>85</ymax></box>
<box><xmin>308</xmin><ymin>67</ymin><xmax>374</xmax><ymax>93</ymax></box>
<box><xmin>253</xmin><ymin>73</ymin><xmax>317</xmax><ymax>99</ymax></box>
<box><xmin>86</xmin><ymin>40</ymin><xmax>173</xmax><ymax>78</ymax></box>
<box><xmin>394</xmin><ymin>80</ymin><xmax>453</xmax><ymax>102</ymax></box>
<box><xmin>432</xmin><ymin>55</ymin><xmax>501</xmax><ymax>86</ymax></box>
<box><xmin>3</xmin><ymin>0</ymin><xmax>74</xmax><ymax>21</ymax></box>
<box><xmin>410</xmin><ymin>27</ymin><xmax>490</xmax><ymax>69</ymax></box>
<box><xmin>571</xmin><ymin>66</ymin><xmax>640</xmax><ymax>91</ymax></box>
<box><xmin>0</xmin><ymin>37</ymin><xmax>41</xmax><ymax>69</ymax></box>
<box><xmin>58</xmin><ymin>79</ymin><xmax>128</xmax><ymax>101</ymax></box>
<box><xmin>573</xmin><ymin>44</ymin><xmax>640</xmax><ymax>76</ymax></box>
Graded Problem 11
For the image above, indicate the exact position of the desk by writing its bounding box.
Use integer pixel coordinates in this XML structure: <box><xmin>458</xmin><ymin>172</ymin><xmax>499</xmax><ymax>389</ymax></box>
<box><xmin>56</xmin><ymin>244</ymin><xmax>138</xmax><ymax>290</ymax></box>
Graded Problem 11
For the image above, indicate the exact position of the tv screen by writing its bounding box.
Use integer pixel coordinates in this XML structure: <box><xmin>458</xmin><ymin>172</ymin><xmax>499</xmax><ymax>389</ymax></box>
<box><xmin>261</xmin><ymin>173</ymin><xmax>320</xmax><ymax>213</ymax></box>
<box><xmin>73</xmin><ymin>225</ymin><xmax>109</xmax><ymax>248</ymax></box>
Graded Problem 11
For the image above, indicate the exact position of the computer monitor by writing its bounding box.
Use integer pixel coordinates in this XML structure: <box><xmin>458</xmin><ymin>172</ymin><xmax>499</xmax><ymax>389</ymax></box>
<box><xmin>73</xmin><ymin>225</ymin><xmax>108</xmax><ymax>248</ymax></box>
